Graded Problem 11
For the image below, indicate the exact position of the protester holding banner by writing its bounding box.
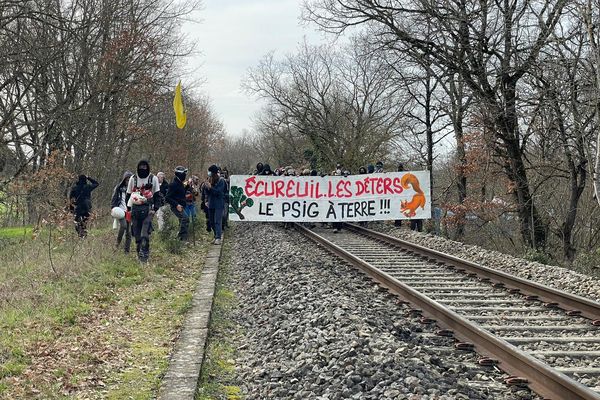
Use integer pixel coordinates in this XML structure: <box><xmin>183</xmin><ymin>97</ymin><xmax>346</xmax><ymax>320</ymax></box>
<box><xmin>357</xmin><ymin>166</ymin><xmax>369</xmax><ymax>227</ymax></box>
<box><xmin>262</xmin><ymin>164</ymin><xmax>274</xmax><ymax>176</ymax></box>
<box><xmin>332</xmin><ymin>167</ymin><xmax>344</xmax><ymax>233</ymax></box>
<box><xmin>395</xmin><ymin>163</ymin><xmax>405</xmax><ymax>227</ymax></box>
<box><xmin>206</xmin><ymin>164</ymin><xmax>227</xmax><ymax>245</ymax></box>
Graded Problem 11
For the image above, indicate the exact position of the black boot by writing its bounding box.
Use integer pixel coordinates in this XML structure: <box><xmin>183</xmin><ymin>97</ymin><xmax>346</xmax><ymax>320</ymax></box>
<box><xmin>138</xmin><ymin>238</ymin><xmax>149</xmax><ymax>263</ymax></box>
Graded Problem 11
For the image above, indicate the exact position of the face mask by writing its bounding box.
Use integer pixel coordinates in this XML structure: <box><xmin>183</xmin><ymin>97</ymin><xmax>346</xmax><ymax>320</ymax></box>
<box><xmin>138</xmin><ymin>166</ymin><xmax>149</xmax><ymax>179</ymax></box>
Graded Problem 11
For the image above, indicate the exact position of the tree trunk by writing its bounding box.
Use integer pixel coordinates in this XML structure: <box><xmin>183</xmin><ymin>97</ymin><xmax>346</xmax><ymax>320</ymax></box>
<box><xmin>561</xmin><ymin>171</ymin><xmax>585</xmax><ymax>264</ymax></box>
<box><xmin>454</xmin><ymin>123</ymin><xmax>467</xmax><ymax>239</ymax></box>
<box><xmin>503</xmin><ymin>136</ymin><xmax>546</xmax><ymax>249</ymax></box>
<box><xmin>496</xmin><ymin>79</ymin><xmax>546</xmax><ymax>249</ymax></box>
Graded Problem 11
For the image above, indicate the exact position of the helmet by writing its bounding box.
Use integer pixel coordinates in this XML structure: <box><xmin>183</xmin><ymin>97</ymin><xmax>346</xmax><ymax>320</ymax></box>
<box><xmin>174</xmin><ymin>166</ymin><xmax>188</xmax><ymax>174</ymax></box>
<box><xmin>111</xmin><ymin>207</ymin><xmax>126</xmax><ymax>219</ymax></box>
<box><xmin>174</xmin><ymin>165</ymin><xmax>188</xmax><ymax>181</ymax></box>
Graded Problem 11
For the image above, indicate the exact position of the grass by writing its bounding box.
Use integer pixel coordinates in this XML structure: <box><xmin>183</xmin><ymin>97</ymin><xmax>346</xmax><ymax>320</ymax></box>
<box><xmin>0</xmin><ymin>226</ymin><xmax>31</xmax><ymax>239</ymax></box>
<box><xmin>196</xmin><ymin>230</ymin><xmax>243</xmax><ymax>400</ymax></box>
<box><xmin>0</xmin><ymin>213</ymin><xmax>213</xmax><ymax>399</ymax></box>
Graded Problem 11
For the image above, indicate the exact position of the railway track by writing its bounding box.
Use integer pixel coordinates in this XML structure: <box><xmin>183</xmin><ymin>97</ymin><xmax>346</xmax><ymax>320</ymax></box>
<box><xmin>295</xmin><ymin>223</ymin><xmax>600</xmax><ymax>400</ymax></box>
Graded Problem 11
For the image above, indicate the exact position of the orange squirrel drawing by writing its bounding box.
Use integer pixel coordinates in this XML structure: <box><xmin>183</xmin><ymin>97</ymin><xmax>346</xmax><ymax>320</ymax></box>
<box><xmin>400</xmin><ymin>173</ymin><xmax>426</xmax><ymax>217</ymax></box>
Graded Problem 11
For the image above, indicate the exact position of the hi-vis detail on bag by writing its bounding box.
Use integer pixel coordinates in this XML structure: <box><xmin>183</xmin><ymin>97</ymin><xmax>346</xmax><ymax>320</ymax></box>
<box><xmin>229</xmin><ymin>172</ymin><xmax>431</xmax><ymax>222</ymax></box>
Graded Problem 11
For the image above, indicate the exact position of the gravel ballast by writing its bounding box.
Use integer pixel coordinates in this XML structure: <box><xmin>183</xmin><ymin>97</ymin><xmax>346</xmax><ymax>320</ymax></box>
<box><xmin>371</xmin><ymin>225</ymin><xmax>600</xmax><ymax>303</ymax></box>
<box><xmin>228</xmin><ymin>223</ymin><xmax>540</xmax><ymax>399</ymax></box>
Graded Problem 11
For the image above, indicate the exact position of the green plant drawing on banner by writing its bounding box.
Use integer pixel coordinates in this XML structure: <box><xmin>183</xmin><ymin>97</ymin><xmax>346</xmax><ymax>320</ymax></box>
<box><xmin>229</xmin><ymin>186</ymin><xmax>254</xmax><ymax>220</ymax></box>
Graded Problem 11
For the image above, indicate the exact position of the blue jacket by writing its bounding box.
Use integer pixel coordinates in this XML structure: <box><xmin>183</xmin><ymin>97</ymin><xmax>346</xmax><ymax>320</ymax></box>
<box><xmin>207</xmin><ymin>178</ymin><xmax>226</xmax><ymax>209</ymax></box>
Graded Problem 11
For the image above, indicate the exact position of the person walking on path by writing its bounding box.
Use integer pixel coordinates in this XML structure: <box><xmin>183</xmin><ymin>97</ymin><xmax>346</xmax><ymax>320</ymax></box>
<box><xmin>200</xmin><ymin>177</ymin><xmax>211</xmax><ymax>233</ymax></box>
<box><xmin>126</xmin><ymin>160</ymin><xmax>161</xmax><ymax>263</ymax></box>
<box><xmin>221</xmin><ymin>168</ymin><xmax>230</xmax><ymax>230</ymax></box>
<box><xmin>165</xmin><ymin>166</ymin><xmax>190</xmax><ymax>241</ymax></box>
<box><xmin>111</xmin><ymin>171</ymin><xmax>133</xmax><ymax>252</ymax></box>
<box><xmin>156</xmin><ymin>171</ymin><xmax>169</xmax><ymax>231</ymax></box>
<box><xmin>69</xmin><ymin>174</ymin><xmax>99</xmax><ymax>238</ymax></box>
<box><xmin>206</xmin><ymin>164</ymin><xmax>226</xmax><ymax>245</ymax></box>
<box><xmin>184</xmin><ymin>176</ymin><xmax>200</xmax><ymax>219</ymax></box>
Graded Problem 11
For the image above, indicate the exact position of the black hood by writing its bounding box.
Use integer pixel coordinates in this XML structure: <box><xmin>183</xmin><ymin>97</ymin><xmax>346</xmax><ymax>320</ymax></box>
<box><xmin>77</xmin><ymin>175</ymin><xmax>87</xmax><ymax>185</ymax></box>
<box><xmin>137</xmin><ymin>160</ymin><xmax>150</xmax><ymax>179</ymax></box>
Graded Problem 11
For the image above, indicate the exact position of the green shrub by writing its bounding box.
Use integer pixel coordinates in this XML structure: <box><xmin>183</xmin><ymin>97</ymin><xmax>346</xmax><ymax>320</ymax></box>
<box><xmin>523</xmin><ymin>249</ymin><xmax>554</xmax><ymax>265</ymax></box>
<box><xmin>573</xmin><ymin>248</ymin><xmax>600</xmax><ymax>276</ymax></box>
<box><xmin>158</xmin><ymin>209</ymin><xmax>183</xmax><ymax>254</ymax></box>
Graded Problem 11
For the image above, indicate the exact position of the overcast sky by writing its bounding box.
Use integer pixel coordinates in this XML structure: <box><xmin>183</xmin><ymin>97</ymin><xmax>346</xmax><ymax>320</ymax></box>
<box><xmin>183</xmin><ymin>0</ymin><xmax>325</xmax><ymax>136</ymax></box>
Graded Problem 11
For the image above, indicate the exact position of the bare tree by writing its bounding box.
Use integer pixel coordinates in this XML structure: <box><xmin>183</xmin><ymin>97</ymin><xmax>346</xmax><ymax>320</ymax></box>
<box><xmin>581</xmin><ymin>0</ymin><xmax>600</xmax><ymax>204</ymax></box>
<box><xmin>0</xmin><ymin>0</ymin><xmax>202</xmax><ymax>221</ymax></box>
<box><xmin>303</xmin><ymin>0</ymin><xmax>572</xmax><ymax>248</ymax></box>
<box><xmin>244</xmin><ymin>38</ymin><xmax>409</xmax><ymax>172</ymax></box>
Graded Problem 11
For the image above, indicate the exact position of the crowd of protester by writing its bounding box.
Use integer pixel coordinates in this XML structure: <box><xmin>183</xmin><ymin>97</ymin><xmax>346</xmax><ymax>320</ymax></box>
<box><xmin>70</xmin><ymin>160</ymin><xmax>230</xmax><ymax>263</ymax></box>
<box><xmin>68</xmin><ymin>158</ymin><xmax>425</xmax><ymax>263</ymax></box>
<box><xmin>252</xmin><ymin>160</ymin><xmax>390</xmax><ymax>178</ymax></box>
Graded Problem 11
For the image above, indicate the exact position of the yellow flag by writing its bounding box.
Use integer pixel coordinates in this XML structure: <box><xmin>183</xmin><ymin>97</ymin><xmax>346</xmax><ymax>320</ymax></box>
<box><xmin>173</xmin><ymin>81</ymin><xmax>187</xmax><ymax>129</ymax></box>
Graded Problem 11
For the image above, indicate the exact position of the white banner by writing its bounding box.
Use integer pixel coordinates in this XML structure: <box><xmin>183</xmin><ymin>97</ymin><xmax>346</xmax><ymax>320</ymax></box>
<box><xmin>228</xmin><ymin>172</ymin><xmax>431</xmax><ymax>222</ymax></box>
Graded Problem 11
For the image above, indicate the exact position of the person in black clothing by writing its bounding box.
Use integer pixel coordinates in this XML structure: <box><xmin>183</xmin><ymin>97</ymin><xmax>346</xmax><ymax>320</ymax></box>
<box><xmin>200</xmin><ymin>177</ymin><xmax>211</xmax><ymax>233</ymax></box>
<box><xmin>126</xmin><ymin>160</ymin><xmax>161</xmax><ymax>262</ymax></box>
<box><xmin>410</xmin><ymin>215</ymin><xmax>424</xmax><ymax>232</ymax></box>
<box><xmin>156</xmin><ymin>172</ymin><xmax>169</xmax><ymax>231</ymax></box>
<box><xmin>261</xmin><ymin>164</ymin><xmax>273</xmax><ymax>175</ymax></box>
<box><xmin>357</xmin><ymin>166</ymin><xmax>369</xmax><ymax>227</ymax></box>
<box><xmin>111</xmin><ymin>171</ymin><xmax>133</xmax><ymax>252</ymax></box>
<box><xmin>255</xmin><ymin>162</ymin><xmax>264</xmax><ymax>175</ymax></box>
<box><xmin>165</xmin><ymin>166</ymin><xmax>189</xmax><ymax>241</ymax></box>
<box><xmin>69</xmin><ymin>175</ymin><xmax>99</xmax><ymax>237</ymax></box>
<box><xmin>221</xmin><ymin>168</ymin><xmax>230</xmax><ymax>230</ymax></box>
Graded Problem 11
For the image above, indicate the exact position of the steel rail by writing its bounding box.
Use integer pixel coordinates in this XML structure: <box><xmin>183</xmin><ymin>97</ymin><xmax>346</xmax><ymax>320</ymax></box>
<box><xmin>294</xmin><ymin>223</ymin><xmax>600</xmax><ymax>400</ymax></box>
<box><xmin>345</xmin><ymin>223</ymin><xmax>600</xmax><ymax>321</ymax></box>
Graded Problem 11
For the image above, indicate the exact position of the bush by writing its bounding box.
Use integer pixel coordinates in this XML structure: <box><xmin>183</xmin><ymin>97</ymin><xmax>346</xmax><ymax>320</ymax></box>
<box><xmin>523</xmin><ymin>249</ymin><xmax>554</xmax><ymax>265</ymax></box>
<box><xmin>158</xmin><ymin>209</ymin><xmax>183</xmax><ymax>255</ymax></box>
<box><xmin>573</xmin><ymin>249</ymin><xmax>600</xmax><ymax>277</ymax></box>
